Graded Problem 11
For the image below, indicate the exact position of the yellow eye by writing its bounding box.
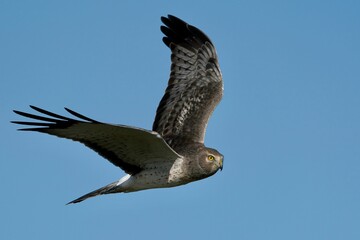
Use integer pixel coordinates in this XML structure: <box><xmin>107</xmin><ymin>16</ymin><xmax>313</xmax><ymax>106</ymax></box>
<box><xmin>207</xmin><ymin>155</ymin><xmax>215</xmax><ymax>161</ymax></box>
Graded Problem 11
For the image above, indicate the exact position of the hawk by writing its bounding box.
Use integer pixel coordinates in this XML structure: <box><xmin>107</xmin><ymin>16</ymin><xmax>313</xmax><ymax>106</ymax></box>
<box><xmin>12</xmin><ymin>15</ymin><xmax>224</xmax><ymax>204</ymax></box>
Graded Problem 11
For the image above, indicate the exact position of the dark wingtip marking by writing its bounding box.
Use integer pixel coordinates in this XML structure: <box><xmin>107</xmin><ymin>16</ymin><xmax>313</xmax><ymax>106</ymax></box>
<box><xmin>66</xmin><ymin>196</ymin><xmax>87</xmax><ymax>204</ymax></box>
<box><xmin>13</xmin><ymin>109</ymin><xmax>59</xmax><ymax>123</ymax></box>
<box><xmin>160</xmin><ymin>14</ymin><xmax>213</xmax><ymax>51</ymax></box>
<box><xmin>17</xmin><ymin>127</ymin><xmax>48</xmax><ymax>132</ymax></box>
<box><xmin>11</xmin><ymin>121</ymin><xmax>53</xmax><ymax>126</ymax></box>
<box><xmin>12</xmin><ymin>105</ymin><xmax>101</xmax><ymax>132</ymax></box>
<box><xmin>29</xmin><ymin>105</ymin><xmax>73</xmax><ymax>121</ymax></box>
<box><xmin>66</xmin><ymin>200</ymin><xmax>77</xmax><ymax>205</ymax></box>
<box><xmin>160</xmin><ymin>16</ymin><xmax>168</xmax><ymax>24</ymax></box>
<box><xmin>65</xmin><ymin>108</ymin><xmax>100</xmax><ymax>123</ymax></box>
<box><xmin>11</xmin><ymin>120</ymin><xmax>46</xmax><ymax>131</ymax></box>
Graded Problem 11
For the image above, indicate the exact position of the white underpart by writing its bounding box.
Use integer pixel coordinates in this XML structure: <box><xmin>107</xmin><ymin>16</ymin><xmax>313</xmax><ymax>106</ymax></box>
<box><xmin>116</xmin><ymin>174</ymin><xmax>131</xmax><ymax>186</ymax></box>
<box><xmin>168</xmin><ymin>157</ymin><xmax>185</xmax><ymax>183</ymax></box>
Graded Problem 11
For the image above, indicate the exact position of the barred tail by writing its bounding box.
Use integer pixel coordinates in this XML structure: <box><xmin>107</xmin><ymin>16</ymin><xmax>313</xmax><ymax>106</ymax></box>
<box><xmin>67</xmin><ymin>181</ymin><xmax>119</xmax><ymax>204</ymax></box>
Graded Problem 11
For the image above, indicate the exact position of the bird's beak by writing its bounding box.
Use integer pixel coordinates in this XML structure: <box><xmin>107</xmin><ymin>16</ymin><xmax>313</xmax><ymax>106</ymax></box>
<box><xmin>218</xmin><ymin>157</ymin><xmax>223</xmax><ymax>171</ymax></box>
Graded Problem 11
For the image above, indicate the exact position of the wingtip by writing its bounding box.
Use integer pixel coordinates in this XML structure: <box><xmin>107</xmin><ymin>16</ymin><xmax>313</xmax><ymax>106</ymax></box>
<box><xmin>10</xmin><ymin>120</ymin><xmax>23</xmax><ymax>126</ymax></box>
<box><xmin>66</xmin><ymin>196</ymin><xmax>87</xmax><ymax>205</ymax></box>
<box><xmin>66</xmin><ymin>196</ymin><xmax>84</xmax><ymax>205</ymax></box>
<box><xmin>161</xmin><ymin>14</ymin><xmax>187</xmax><ymax>27</ymax></box>
<box><xmin>63</xmin><ymin>107</ymin><xmax>72</xmax><ymax>114</ymax></box>
<box><xmin>13</xmin><ymin>109</ymin><xmax>22</xmax><ymax>115</ymax></box>
<box><xmin>29</xmin><ymin>105</ymin><xmax>42</xmax><ymax>112</ymax></box>
<box><xmin>65</xmin><ymin>107</ymin><xmax>100</xmax><ymax>123</ymax></box>
<box><xmin>160</xmin><ymin>15</ymin><xmax>167</xmax><ymax>22</ymax></box>
<box><xmin>168</xmin><ymin>15</ymin><xmax>183</xmax><ymax>23</ymax></box>
<box><xmin>10</xmin><ymin>120</ymin><xmax>26</xmax><ymax>131</ymax></box>
<box><xmin>66</xmin><ymin>200</ymin><xmax>76</xmax><ymax>205</ymax></box>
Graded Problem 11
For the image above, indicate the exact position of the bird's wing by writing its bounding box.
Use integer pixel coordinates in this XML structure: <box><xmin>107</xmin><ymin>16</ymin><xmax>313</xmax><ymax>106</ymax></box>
<box><xmin>153</xmin><ymin>15</ymin><xmax>223</xmax><ymax>147</ymax></box>
<box><xmin>12</xmin><ymin>106</ymin><xmax>181</xmax><ymax>175</ymax></box>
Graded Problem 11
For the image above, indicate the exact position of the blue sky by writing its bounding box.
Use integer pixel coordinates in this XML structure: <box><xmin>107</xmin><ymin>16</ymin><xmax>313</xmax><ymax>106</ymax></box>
<box><xmin>1</xmin><ymin>1</ymin><xmax>359</xmax><ymax>239</ymax></box>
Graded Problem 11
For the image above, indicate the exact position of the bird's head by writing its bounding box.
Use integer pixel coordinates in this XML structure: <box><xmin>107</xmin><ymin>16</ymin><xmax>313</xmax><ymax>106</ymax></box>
<box><xmin>198</xmin><ymin>147</ymin><xmax>224</xmax><ymax>175</ymax></box>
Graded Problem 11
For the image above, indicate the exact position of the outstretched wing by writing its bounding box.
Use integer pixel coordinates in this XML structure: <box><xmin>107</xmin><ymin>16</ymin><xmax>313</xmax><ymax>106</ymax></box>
<box><xmin>153</xmin><ymin>15</ymin><xmax>223</xmax><ymax>147</ymax></box>
<box><xmin>12</xmin><ymin>106</ymin><xmax>180</xmax><ymax>175</ymax></box>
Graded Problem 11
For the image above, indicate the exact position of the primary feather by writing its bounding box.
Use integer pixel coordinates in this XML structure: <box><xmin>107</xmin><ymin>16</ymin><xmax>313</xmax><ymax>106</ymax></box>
<box><xmin>13</xmin><ymin>106</ymin><xmax>180</xmax><ymax>175</ymax></box>
<box><xmin>153</xmin><ymin>15</ymin><xmax>223</xmax><ymax>147</ymax></box>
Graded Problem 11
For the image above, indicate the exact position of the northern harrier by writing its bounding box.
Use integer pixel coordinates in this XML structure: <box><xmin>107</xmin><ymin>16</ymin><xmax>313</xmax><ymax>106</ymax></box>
<box><xmin>12</xmin><ymin>15</ymin><xmax>224</xmax><ymax>204</ymax></box>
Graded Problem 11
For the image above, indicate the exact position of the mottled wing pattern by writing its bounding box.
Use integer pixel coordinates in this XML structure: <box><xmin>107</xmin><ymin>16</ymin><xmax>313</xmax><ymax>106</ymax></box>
<box><xmin>153</xmin><ymin>15</ymin><xmax>223</xmax><ymax>146</ymax></box>
<box><xmin>12</xmin><ymin>106</ymin><xmax>180</xmax><ymax>175</ymax></box>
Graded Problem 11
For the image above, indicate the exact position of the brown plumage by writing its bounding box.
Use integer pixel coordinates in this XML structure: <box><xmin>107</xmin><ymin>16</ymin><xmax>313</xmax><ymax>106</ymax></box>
<box><xmin>153</xmin><ymin>15</ymin><xmax>223</xmax><ymax>148</ymax></box>
<box><xmin>12</xmin><ymin>15</ymin><xmax>224</xmax><ymax>204</ymax></box>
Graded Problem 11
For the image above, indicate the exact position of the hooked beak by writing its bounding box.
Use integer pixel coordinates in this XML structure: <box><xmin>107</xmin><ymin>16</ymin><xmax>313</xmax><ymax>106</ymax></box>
<box><xmin>218</xmin><ymin>157</ymin><xmax>223</xmax><ymax>171</ymax></box>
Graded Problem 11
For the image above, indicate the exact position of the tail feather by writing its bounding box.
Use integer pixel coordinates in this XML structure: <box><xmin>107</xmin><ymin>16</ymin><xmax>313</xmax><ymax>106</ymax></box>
<box><xmin>67</xmin><ymin>181</ymin><xmax>119</xmax><ymax>204</ymax></box>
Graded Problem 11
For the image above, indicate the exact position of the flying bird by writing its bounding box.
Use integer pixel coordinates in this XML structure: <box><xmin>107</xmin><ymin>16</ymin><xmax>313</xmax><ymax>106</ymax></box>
<box><xmin>12</xmin><ymin>15</ymin><xmax>224</xmax><ymax>204</ymax></box>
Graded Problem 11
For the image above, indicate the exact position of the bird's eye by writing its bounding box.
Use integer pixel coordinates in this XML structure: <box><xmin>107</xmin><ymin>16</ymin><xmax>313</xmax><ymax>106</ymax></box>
<box><xmin>207</xmin><ymin>155</ymin><xmax>215</xmax><ymax>161</ymax></box>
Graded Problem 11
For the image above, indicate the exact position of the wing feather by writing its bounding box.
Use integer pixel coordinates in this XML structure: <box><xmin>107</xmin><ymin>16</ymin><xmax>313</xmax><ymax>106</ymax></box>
<box><xmin>12</xmin><ymin>106</ymin><xmax>180</xmax><ymax>175</ymax></box>
<box><xmin>153</xmin><ymin>15</ymin><xmax>223</xmax><ymax>147</ymax></box>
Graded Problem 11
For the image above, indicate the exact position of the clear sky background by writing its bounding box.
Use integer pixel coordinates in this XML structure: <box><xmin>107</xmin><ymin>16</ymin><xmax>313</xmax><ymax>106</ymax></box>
<box><xmin>1</xmin><ymin>1</ymin><xmax>359</xmax><ymax>239</ymax></box>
